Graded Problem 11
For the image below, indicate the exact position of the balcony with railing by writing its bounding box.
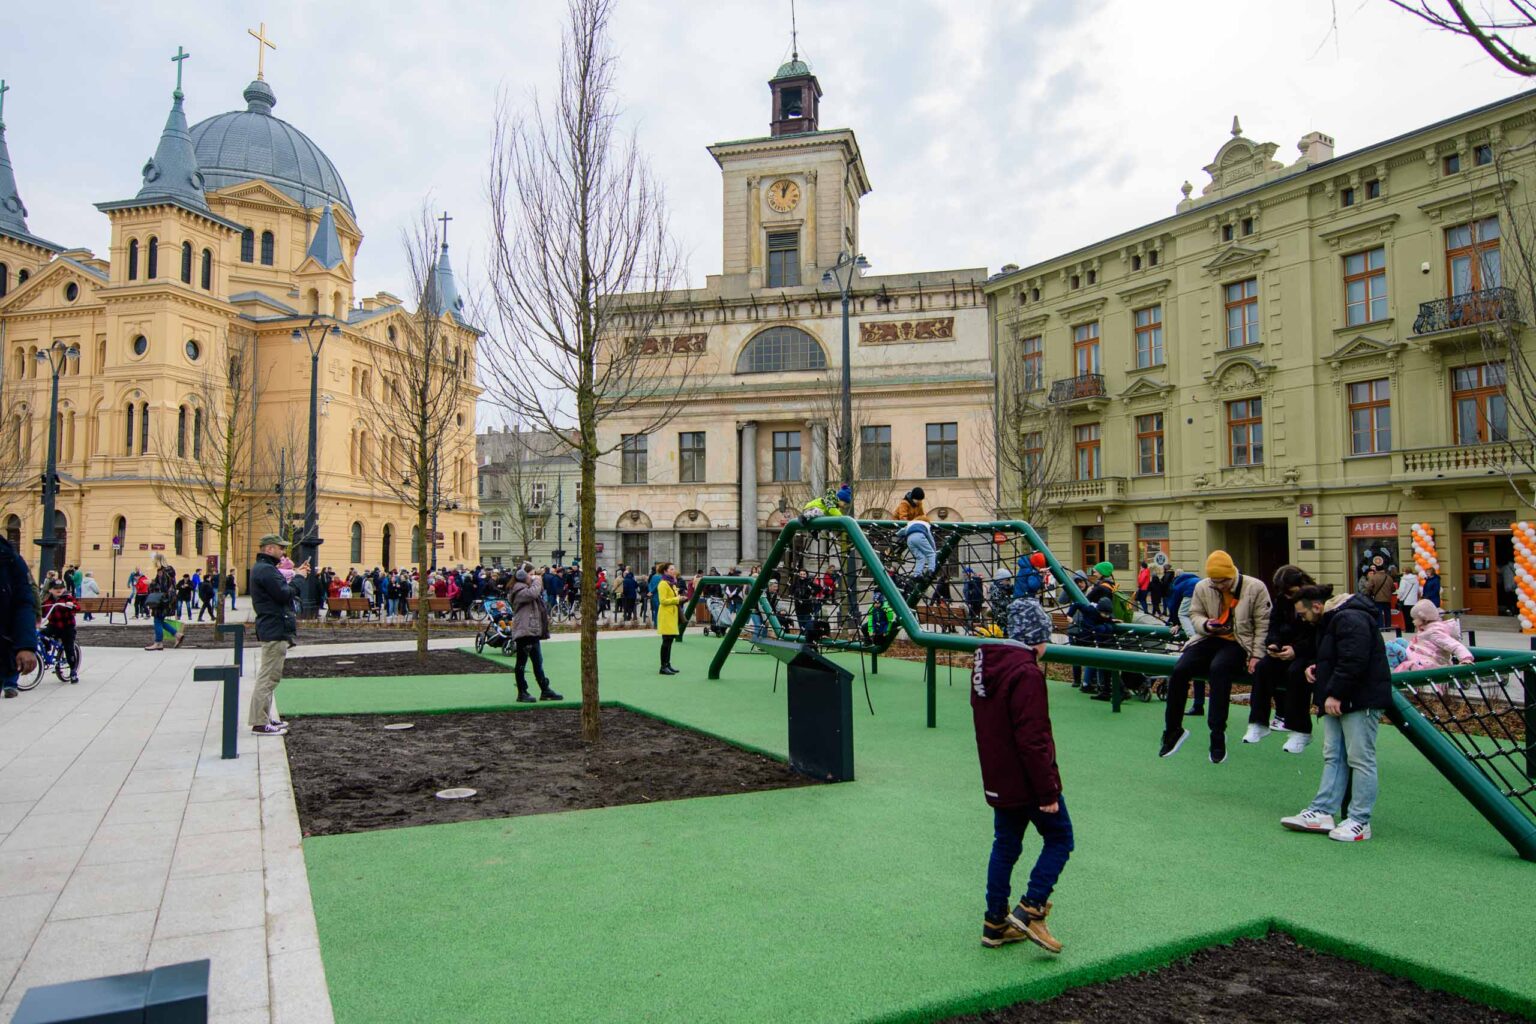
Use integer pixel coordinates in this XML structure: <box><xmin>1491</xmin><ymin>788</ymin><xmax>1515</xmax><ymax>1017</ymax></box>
<box><xmin>1393</xmin><ymin>438</ymin><xmax>1534</xmax><ymax>483</ymax></box>
<box><xmin>1411</xmin><ymin>287</ymin><xmax>1520</xmax><ymax>341</ymax></box>
<box><xmin>1044</xmin><ymin>476</ymin><xmax>1125</xmax><ymax>504</ymax></box>
<box><xmin>1047</xmin><ymin>373</ymin><xmax>1109</xmax><ymax>409</ymax></box>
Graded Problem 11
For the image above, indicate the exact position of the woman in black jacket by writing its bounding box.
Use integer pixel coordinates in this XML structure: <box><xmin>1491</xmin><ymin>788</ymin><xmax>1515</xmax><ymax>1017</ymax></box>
<box><xmin>1243</xmin><ymin>565</ymin><xmax>1318</xmax><ymax>752</ymax></box>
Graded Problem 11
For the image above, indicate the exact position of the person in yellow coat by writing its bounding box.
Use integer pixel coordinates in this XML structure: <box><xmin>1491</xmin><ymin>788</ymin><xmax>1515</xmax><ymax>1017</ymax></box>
<box><xmin>657</xmin><ymin>563</ymin><xmax>682</xmax><ymax>675</ymax></box>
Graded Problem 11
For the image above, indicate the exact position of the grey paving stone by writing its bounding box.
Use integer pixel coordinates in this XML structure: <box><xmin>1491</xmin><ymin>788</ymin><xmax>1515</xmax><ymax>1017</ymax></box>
<box><xmin>50</xmin><ymin>858</ymin><xmax>170</xmax><ymax>920</ymax></box>
<box><xmin>156</xmin><ymin>870</ymin><xmax>266</xmax><ymax>939</ymax></box>
<box><xmin>0</xmin><ymin>893</ymin><xmax>58</xmax><ymax>959</ymax></box>
<box><xmin>172</xmin><ymin>829</ymin><xmax>264</xmax><ymax>879</ymax></box>
<box><xmin>148</xmin><ymin>925</ymin><xmax>269</xmax><ymax>1014</ymax></box>
<box><xmin>0</xmin><ymin>810</ymin><xmax>105</xmax><ymax>852</ymax></box>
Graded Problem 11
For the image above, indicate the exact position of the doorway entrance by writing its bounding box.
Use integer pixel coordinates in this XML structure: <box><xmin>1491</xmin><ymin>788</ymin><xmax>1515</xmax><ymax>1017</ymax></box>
<box><xmin>1462</xmin><ymin>532</ymin><xmax>1515</xmax><ymax>616</ymax></box>
<box><xmin>1210</xmin><ymin>518</ymin><xmax>1290</xmax><ymax>587</ymax></box>
<box><xmin>1079</xmin><ymin>526</ymin><xmax>1105</xmax><ymax>571</ymax></box>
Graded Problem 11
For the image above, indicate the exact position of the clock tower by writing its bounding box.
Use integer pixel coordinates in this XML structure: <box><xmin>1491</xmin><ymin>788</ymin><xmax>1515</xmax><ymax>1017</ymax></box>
<box><xmin>707</xmin><ymin>56</ymin><xmax>870</xmax><ymax>292</ymax></box>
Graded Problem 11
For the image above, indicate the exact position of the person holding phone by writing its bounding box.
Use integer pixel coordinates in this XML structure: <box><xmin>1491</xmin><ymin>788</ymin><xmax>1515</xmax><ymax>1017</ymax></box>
<box><xmin>249</xmin><ymin>535</ymin><xmax>310</xmax><ymax>735</ymax></box>
<box><xmin>1243</xmin><ymin>565</ymin><xmax>1318</xmax><ymax>753</ymax></box>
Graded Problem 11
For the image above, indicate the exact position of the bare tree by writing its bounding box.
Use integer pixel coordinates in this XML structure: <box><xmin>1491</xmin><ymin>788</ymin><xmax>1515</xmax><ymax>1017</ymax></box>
<box><xmin>250</xmin><ymin>418</ymin><xmax>308</xmax><ymax>547</ymax></box>
<box><xmin>483</xmin><ymin>0</ymin><xmax>699</xmax><ymax>743</ymax></box>
<box><xmin>486</xmin><ymin>428</ymin><xmax>554</xmax><ymax>565</ymax></box>
<box><xmin>1386</xmin><ymin>1</ymin><xmax>1536</xmax><ymax>76</ymax></box>
<box><xmin>974</xmin><ymin>364</ymin><xmax>1072</xmax><ymax>531</ymax></box>
<box><xmin>150</xmin><ymin>329</ymin><xmax>260</xmax><ymax>624</ymax></box>
<box><xmin>357</xmin><ymin>208</ymin><xmax>475</xmax><ymax>662</ymax></box>
<box><xmin>775</xmin><ymin>378</ymin><xmax>906</xmax><ymax>518</ymax></box>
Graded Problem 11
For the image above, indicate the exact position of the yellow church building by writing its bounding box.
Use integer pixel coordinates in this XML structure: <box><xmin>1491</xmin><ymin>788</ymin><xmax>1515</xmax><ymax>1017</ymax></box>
<box><xmin>0</xmin><ymin>45</ymin><xmax>479</xmax><ymax>591</ymax></box>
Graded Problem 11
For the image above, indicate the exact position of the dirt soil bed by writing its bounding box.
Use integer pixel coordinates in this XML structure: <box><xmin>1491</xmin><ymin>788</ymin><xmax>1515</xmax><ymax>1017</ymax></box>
<box><xmin>284</xmin><ymin>707</ymin><xmax>820</xmax><ymax>836</ymax></box>
<box><xmin>77</xmin><ymin>623</ymin><xmax>479</xmax><ymax>648</ymax></box>
<box><xmin>941</xmin><ymin>932</ymin><xmax>1528</xmax><ymax>1024</ymax></box>
<box><xmin>281</xmin><ymin>649</ymin><xmax>506</xmax><ymax>678</ymax></box>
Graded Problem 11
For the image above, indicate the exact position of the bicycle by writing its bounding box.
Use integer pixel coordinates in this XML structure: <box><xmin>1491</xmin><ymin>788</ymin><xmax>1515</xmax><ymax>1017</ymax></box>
<box><xmin>15</xmin><ymin>632</ymin><xmax>80</xmax><ymax>691</ymax></box>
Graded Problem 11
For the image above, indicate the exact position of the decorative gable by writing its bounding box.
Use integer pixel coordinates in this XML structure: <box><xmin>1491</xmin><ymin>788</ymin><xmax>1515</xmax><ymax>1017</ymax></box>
<box><xmin>209</xmin><ymin>180</ymin><xmax>303</xmax><ymax>212</ymax></box>
<box><xmin>1119</xmin><ymin>376</ymin><xmax>1175</xmax><ymax>405</ymax></box>
<box><xmin>1203</xmin><ymin>354</ymin><xmax>1273</xmax><ymax>394</ymax></box>
<box><xmin>1201</xmin><ymin>118</ymin><xmax>1284</xmax><ymax>197</ymax></box>
<box><xmin>1325</xmin><ymin>334</ymin><xmax>1406</xmax><ymax>370</ymax></box>
<box><xmin>0</xmin><ymin>259</ymin><xmax>103</xmax><ymax>315</ymax></box>
<box><xmin>1203</xmin><ymin>244</ymin><xmax>1270</xmax><ymax>278</ymax></box>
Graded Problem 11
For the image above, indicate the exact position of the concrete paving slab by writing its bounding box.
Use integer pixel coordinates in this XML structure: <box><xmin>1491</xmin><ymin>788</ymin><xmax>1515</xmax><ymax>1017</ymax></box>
<box><xmin>0</xmin><ymin>846</ymin><xmax>82</xmax><ymax>898</ymax></box>
<box><xmin>156</xmin><ymin>869</ymin><xmax>266</xmax><ymax>939</ymax></box>
<box><xmin>8</xmin><ymin>909</ymin><xmax>155</xmax><ymax>992</ymax></box>
<box><xmin>172</xmin><ymin>829</ymin><xmax>264</xmax><ymax>879</ymax></box>
<box><xmin>0</xmin><ymin>893</ymin><xmax>59</xmax><ymax>959</ymax></box>
<box><xmin>148</xmin><ymin>926</ymin><xmax>270</xmax><ymax>1015</ymax></box>
<box><xmin>1</xmin><ymin>810</ymin><xmax>105</xmax><ymax>851</ymax></box>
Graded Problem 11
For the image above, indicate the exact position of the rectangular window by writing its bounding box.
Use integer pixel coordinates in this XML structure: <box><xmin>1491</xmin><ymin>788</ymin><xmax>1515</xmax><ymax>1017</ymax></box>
<box><xmin>1452</xmin><ymin>362</ymin><xmax>1509</xmax><ymax>445</ymax></box>
<box><xmin>859</xmin><ymin>425</ymin><xmax>892</xmax><ymax>480</ymax></box>
<box><xmin>1136</xmin><ymin>522</ymin><xmax>1170</xmax><ymax>564</ymax></box>
<box><xmin>531</xmin><ymin>482</ymin><xmax>546</xmax><ymax>507</ymax></box>
<box><xmin>1475</xmin><ymin>143</ymin><xmax>1493</xmax><ymax>166</ymax></box>
<box><xmin>1022</xmin><ymin>431</ymin><xmax>1043</xmax><ymax>481</ymax></box>
<box><xmin>1365</xmin><ymin>178</ymin><xmax>1381</xmax><ymax>199</ymax></box>
<box><xmin>1074</xmin><ymin>423</ymin><xmax>1101</xmax><ymax>481</ymax></box>
<box><xmin>621</xmin><ymin>533</ymin><xmax>650</xmax><ymax>574</ymax></box>
<box><xmin>1444</xmin><ymin>152</ymin><xmax>1461</xmax><ymax>175</ymax></box>
<box><xmin>772</xmin><ymin>430</ymin><xmax>802</xmax><ymax>482</ymax></box>
<box><xmin>491</xmin><ymin>518</ymin><xmax>503</xmax><ymax>541</ymax></box>
<box><xmin>1341</xmin><ymin>187</ymin><xmax>1355</xmax><ymax>208</ymax></box>
<box><xmin>1347</xmin><ymin>378</ymin><xmax>1392</xmax><ymax>455</ymax></box>
<box><xmin>478</xmin><ymin>519</ymin><xmax>485</xmax><ymax>542</ymax></box>
<box><xmin>1224</xmin><ymin>278</ymin><xmax>1259</xmax><ymax>348</ymax></box>
<box><xmin>679</xmin><ymin>431</ymin><xmax>706</xmax><ymax>483</ymax></box>
<box><xmin>1446</xmin><ymin>216</ymin><xmax>1501</xmax><ymax>295</ymax></box>
<box><xmin>1020</xmin><ymin>335</ymin><xmax>1043</xmax><ymax>390</ymax></box>
<box><xmin>1241</xmin><ymin>217</ymin><xmax>1254</xmax><ymax>236</ymax></box>
<box><xmin>766</xmin><ymin>231</ymin><xmax>800</xmax><ymax>288</ymax></box>
<box><xmin>1227</xmin><ymin>398</ymin><xmax>1264</xmax><ymax>466</ymax></box>
<box><xmin>194</xmin><ymin>520</ymin><xmax>205</xmax><ymax>556</ymax></box>
<box><xmin>620</xmin><ymin>433</ymin><xmax>648</xmax><ymax>484</ymax></box>
<box><xmin>533</xmin><ymin>522</ymin><xmax>546</xmax><ymax>541</ymax></box>
<box><xmin>1222</xmin><ymin>224</ymin><xmax>1234</xmax><ymax>242</ymax></box>
<box><xmin>1344</xmin><ymin>246</ymin><xmax>1388</xmax><ymax>326</ymax></box>
<box><xmin>926</xmin><ymin>422</ymin><xmax>959</xmax><ymax>478</ymax></box>
<box><xmin>1134</xmin><ymin>305</ymin><xmax>1163</xmax><ymax>368</ymax></box>
<box><xmin>1135</xmin><ymin>413</ymin><xmax>1165</xmax><ymax>476</ymax></box>
<box><xmin>679</xmin><ymin>532</ymin><xmax>709</xmax><ymax>577</ymax></box>
<box><xmin>1072</xmin><ymin>321</ymin><xmax>1100</xmax><ymax>376</ymax></box>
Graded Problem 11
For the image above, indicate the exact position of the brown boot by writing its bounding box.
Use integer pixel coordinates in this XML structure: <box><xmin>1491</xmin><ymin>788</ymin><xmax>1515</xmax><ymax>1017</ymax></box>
<box><xmin>981</xmin><ymin>916</ymin><xmax>1027</xmax><ymax>948</ymax></box>
<box><xmin>1007</xmin><ymin>899</ymin><xmax>1062</xmax><ymax>954</ymax></box>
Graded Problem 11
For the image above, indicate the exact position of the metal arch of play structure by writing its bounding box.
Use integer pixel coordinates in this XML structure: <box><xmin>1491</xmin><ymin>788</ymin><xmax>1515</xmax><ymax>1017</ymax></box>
<box><xmin>679</xmin><ymin>516</ymin><xmax>1536</xmax><ymax>862</ymax></box>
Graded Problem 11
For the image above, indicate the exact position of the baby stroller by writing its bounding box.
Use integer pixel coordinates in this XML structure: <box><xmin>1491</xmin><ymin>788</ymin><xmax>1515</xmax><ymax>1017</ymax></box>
<box><xmin>704</xmin><ymin>595</ymin><xmax>734</xmax><ymax>637</ymax></box>
<box><xmin>474</xmin><ymin>597</ymin><xmax>516</xmax><ymax>655</ymax></box>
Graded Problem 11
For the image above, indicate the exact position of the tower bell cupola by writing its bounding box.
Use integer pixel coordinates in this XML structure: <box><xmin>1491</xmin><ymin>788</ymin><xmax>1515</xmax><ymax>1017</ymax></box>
<box><xmin>769</xmin><ymin>57</ymin><xmax>820</xmax><ymax>137</ymax></box>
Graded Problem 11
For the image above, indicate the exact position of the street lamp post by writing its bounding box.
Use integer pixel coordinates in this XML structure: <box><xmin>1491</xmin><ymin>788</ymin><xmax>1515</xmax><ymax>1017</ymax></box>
<box><xmin>34</xmin><ymin>340</ymin><xmax>78</xmax><ymax>585</ymax></box>
<box><xmin>821</xmin><ymin>252</ymin><xmax>870</xmax><ymax>492</ymax></box>
<box><xmin>554</xmin><ymin>479</ymin><xmax>565</xmax><ymax>566</ymax></box>
<box><xmin>291</xmin><ymin>317</ymin><xmax>340</xmax><ymax>617</ymax></box>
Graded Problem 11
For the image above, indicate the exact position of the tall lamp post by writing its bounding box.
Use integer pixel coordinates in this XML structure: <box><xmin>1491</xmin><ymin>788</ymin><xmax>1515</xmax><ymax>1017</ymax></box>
<box><xmin>821</xmin><ymin>252</ymin><xmax>870</xmax><ymax>491</ymax></box>
<box><xmin>34</xmin><ymin>340</ymin><xmax>78</xmax><ymax>585</ymax></box>
<box><xmin>291</xmin><ymin>317</ymin><xmax>340</xmax><ymax>617</ymax></box>
<box><xmin>553</xmin><ymin>479</ymin><xmax>565</xmax><ymax>566</ymax></box>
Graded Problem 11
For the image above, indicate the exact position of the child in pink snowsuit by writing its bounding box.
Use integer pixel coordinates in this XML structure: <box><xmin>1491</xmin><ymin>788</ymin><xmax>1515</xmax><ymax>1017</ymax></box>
<box><xmin>1394</xmin><ymin>599</ymin><xmax>1473</xmax><ymax>672</ymax></box>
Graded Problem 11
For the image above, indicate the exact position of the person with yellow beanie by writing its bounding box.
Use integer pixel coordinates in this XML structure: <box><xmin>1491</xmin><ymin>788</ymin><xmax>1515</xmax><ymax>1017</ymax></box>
<box><xmin>1157</xmin><ymin>549</ymin><xmax>1272</xmax><ymax>763</ymax></box>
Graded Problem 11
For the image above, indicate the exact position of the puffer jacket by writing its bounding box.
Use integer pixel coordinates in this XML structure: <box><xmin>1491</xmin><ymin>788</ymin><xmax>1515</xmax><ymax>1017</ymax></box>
<box><xmin>1189</xmin><ymin>573</ymin><xmax>1272</xmax><ymax>661</ymax></box>
<box><xmin>970</xmin><ymin>643</ymin><xmax>1060</xmax><ymax>808</ymax></box>
<box><xmin>1396</xmin><ymin>620</ymin><xmax>1473</xmax><ymax>672</ymax></box>
<box><xmin>1314</xmin><ymin>592</ymin><xmax>1393</xmax><ymax>711</ymax></box>
<box><xmin>0</xmin><ymin>537</ymin><xmax>38</xmax><ymax>677</ymax></box>
<box><xmin>509</xmin><ymin>577</ymin><xmax>547</xmax><ymax>640</ymax></box>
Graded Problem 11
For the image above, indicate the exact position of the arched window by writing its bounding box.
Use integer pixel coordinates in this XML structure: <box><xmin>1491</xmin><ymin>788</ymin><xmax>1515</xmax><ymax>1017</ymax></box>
<box><xmin>173</xmin><ymin>517</ymin><xmax>185</xmax><ymax>556</ymax></box>
<box><xmin>194</xmin><ymin>520</ymin><xmax>205</xmax><ymax>556</ymax></box>
<box><xmin>140</xmin><ymin>403</ymin><xmax>149</xmax><ymax>455</ymax></box>
<box><xmin>16</xmin><ymin>269</ymin><xmax>27</xmax><ymax>285</ymax></box>
<box><xmin>4</xmin><ymin>514</ymin><xmax>20</xmax><ymax>548</ymax></box>
<box><xmin>333</xmin><ymin>291</ymin><xmax>344</xmax><ymax>319</ymax></box>
<box><xmin>260</xmin><ymin>230</ymin><xmax>275</xmax><ymax>266</ymax></box>
<box><xmin>113</xmin><ymin>515</ymin><xmax>127</xmax><ymax>547</ymax></box>
<box><xmin>180</xmin><ymin>242</ymin><xmax>193</xmax><ymax>284</ymax></box>
<box><xmin>127</xmin><ymin>240</ymin><xmax>139</xmax><ymax>281</ymax></box>
<box><xmin>177</xmin><ymin>406</ymin><xmax>187</xmax><ymax>458</ymax></box>
<box><xmin>146</xmin><ymin>237</ymin><xmax>158</xmax><ymax>279</ymax></box>
<box><xmin>124</xmin><ymin>402</ymin><xmax>136</xmax><ymax>454</ymax></box>
<box><xmin>735</xmin><ymin>325</ymin><xmax>828</xmax><ymax>374</ymax></box>
<box><xmin>350</xmin><ymin>522</ymin><xmax>363</xmax><ymax>563</ymax></box>
<box><xmin>192</xmin><ymin>407</ymin><xmax>203</xmax><ymax>460</ymax></box>
<box><xmin>358</xmin><ymin>432</ymin><xmax>370</xmax><ymax>477</ymax></box>
<box><xmin>240</xmin><ymin>229</ymin><xmax>254</xmax><ymax>263</ymax></box>
<box><xmin>200</xmin><ymin>249</ymin><xmax>212</xmax><ymax>290</ymax></box>
<box><xmin>0</xmin><ymin>262</ymin><xmax>8</xmax><ymax>297</ymax></box>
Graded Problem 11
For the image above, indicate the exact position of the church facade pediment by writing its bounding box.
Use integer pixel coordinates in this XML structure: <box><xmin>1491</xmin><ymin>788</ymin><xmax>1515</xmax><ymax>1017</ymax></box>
<box><xmin>1203</xmin><ymin>244</ymin><xmax>1271</xmax><ymax>277</ymax></box>
<box><xmin>1325</xmin><ymin>334</ymin><xmax>1405</xmax><ymax>368</ymax></box>
<box><xmin>1203</xmin><ymin>354</ymin><xmax>1273</xmax><ymax>394</ymax></box>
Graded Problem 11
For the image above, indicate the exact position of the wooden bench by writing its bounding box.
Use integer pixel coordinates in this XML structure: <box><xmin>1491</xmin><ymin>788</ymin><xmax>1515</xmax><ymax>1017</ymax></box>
<box><xmin>406</xmin><ymin>596</ymin><xmax>455</xmax><ymax>618</ymax></box>
<box><xmin>917</xmin><ymin>605</ymin><xmax>969</xmax><ymax>634</ymax></box>
<box><xmin>324</xmin><ymin>596</ymin><xmax>374</xmax><ymax>620</ymax></box>
<box><xmin>76</xmin><ymin>595</ymin><xmax>130</xmax><ymax>624</ymax></box>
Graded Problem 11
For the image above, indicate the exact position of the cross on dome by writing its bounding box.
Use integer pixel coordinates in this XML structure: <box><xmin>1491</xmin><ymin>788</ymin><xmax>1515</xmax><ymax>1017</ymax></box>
<box><xmin>171</xmin><ymin>46</ymin><xmax>190</xmax><ymax>97</ymax></box>
<box><xmin>248</xmin><ymin>22</ymin><xmax>277</xmax><ymax>81</ymax></box>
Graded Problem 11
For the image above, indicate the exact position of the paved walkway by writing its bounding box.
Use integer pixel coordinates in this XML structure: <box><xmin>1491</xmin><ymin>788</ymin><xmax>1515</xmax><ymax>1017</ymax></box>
<box><xmin>0</xmin><ymin>642</ymin><xmax>333</xmax><ymax>1023</ymax></box>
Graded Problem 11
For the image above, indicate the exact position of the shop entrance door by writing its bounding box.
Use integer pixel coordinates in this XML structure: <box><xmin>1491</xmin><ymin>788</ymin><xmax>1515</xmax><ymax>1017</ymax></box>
<box><xmin>1463</xmin><ymin>533</ymin><xmax>1498</xmax><ymax>615</ymax></box>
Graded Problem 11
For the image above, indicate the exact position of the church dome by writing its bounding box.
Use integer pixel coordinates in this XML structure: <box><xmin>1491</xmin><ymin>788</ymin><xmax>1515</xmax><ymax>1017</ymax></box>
<box><xmin>189</xmin><ymin>80</ymin><xmax>353</xmax><ymax>215</ymax></box>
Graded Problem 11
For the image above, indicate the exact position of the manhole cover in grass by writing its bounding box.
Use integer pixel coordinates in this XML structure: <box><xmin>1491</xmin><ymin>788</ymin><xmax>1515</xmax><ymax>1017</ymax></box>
<box><xmin>285</xmin><ymin>707</ymin><xmax>822</xmax><ymax>835</ymax></box>
<box><xmin>382</xmin><ymin>723</ymin><xmax>415</xmax><ymax>731</ymax></box>
<box><xmin>436</xmin><ymin>787</ymin><xmax>477</xmax><ymax>800</ymax></box>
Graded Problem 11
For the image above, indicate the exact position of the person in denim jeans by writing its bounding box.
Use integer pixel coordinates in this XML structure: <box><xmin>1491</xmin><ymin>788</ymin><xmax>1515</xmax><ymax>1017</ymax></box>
<box><xmin>1281</xmin><ymin>585</ymin><xmax>1393</xmax><ymax>843</ymax></box>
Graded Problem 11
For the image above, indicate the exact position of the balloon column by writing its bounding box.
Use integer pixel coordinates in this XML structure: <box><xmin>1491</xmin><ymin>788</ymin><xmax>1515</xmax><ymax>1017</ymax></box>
<box><xmin>1410</xmin><ymin>522</ymin><xmax>1437</xmax><ymax>582</ymax></box>
<box><xmin>1513</xmin><ymin>522</ymin><xmax>1536</xmax><ymax>635</ymax></box>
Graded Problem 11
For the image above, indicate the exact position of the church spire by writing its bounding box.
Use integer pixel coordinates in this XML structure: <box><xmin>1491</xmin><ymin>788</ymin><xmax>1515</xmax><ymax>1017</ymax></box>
<box><xmin>305</xmin><ymin>204</ymin><xmax>344</xmax><ymax>268</ymax></box>
<box><xmin>0</xmin><ymin>78</ymin><xmax>34</xmax><ymax>238</ymax></box>
<box><xmin>428</xmin><ymin>232</ymin><xmax>464</xmax><ymax>321</ymax></box>
<box><xmin>134</xmin><ymin>47</ymin><xmax>211</xmax><ymax>214</ymax></box>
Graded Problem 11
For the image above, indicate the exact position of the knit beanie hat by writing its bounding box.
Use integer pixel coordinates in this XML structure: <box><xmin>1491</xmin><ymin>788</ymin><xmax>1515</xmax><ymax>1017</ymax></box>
<box><xmin>1029</xmin><ymin>552</ymin><xmax>1048</xmax><ymax>569</ymax></box>
<box><xmin>1411</xmin><ymin>598</ymin><xmax>1442</xmax><ymax>624</ymax></box>
<box><xmin>1205</xmin><ymin>550</ymin><xmax>1238</xmax><ymax>580</ymax></box>
<box><xmin>836</xmin><ymin>484</ymin><xmax>852</xmax><ymax>503</ymax></box>
<box><xmin>1093</xmin><ymin>561</ymin><xmax>1115</xmax><ymax>578</ymax></box>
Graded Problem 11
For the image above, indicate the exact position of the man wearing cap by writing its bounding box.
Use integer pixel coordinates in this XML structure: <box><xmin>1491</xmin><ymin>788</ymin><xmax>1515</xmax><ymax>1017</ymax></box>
<box><xmin>1158</xmin><ymin>550</ymin><xmax>1271</xmax><ymax>764</ymax></box>
<box><xmin>249</xmin><ymin>535</ymin><xmax>310</xmax><ymax>735</ymax></box>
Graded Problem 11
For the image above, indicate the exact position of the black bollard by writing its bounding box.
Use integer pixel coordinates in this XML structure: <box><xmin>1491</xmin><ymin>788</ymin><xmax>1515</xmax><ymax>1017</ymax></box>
<box><xmin>216</xmin><ymin>623</ymin><xmax>245</xmax><ymax>674</ymax></box>
<box><xmin>193</xmin><ymin>665</ymin><xmax>240</xmax><ymax>759</ymax></box>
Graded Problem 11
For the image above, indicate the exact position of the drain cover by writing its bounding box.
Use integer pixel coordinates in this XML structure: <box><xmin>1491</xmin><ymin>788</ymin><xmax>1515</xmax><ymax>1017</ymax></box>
<box><xmin>382</xmin><ymin>723</ymin><xmax>415</xmax><ymax>731</ymax></box>
<box><xmin>436</xmin><ymin>787</ymin><xmax>477</xmax><ymax>800</ymax></box>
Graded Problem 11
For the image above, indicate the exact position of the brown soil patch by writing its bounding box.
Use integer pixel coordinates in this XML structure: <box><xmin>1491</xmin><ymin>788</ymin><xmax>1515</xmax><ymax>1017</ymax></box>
<box><xmin>77</xmin><ymin>623</ymin><xmax>479</xmax><ymax>648</ymax></box>
<box><xmin>284</xmin><ymin>707</ymin><xmax>820</xmax><ymax>836</ymax></box>
<box><xmin>941</xmin><ymin>932</ymin><xmax>1528</xmax><ymax>1024</ymax></box>
<box><xmin>281</xmin><ymin>650</ymin><xmax>504</xmax><ymax>678</ymax></box>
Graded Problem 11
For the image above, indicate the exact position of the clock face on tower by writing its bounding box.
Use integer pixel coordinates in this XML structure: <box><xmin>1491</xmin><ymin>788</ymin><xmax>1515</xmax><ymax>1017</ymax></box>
<box><xmin>766</xmin><ymin>178</ymin><xmax>801</xmax><ymax>213</ymax></box>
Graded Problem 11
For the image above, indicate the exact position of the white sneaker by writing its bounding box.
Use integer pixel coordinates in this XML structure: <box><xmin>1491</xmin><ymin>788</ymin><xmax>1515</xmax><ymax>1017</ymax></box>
<box><xmin>1329</xmin><ymin>818</ymin><xmax>1371</xmax><ymax>843</ymax></box>
<box><xmin>1270</xmin><ymin>717</ymin><xmax>1291</xmax><ymax>733</ymax></box>
<box><xmin>1280</xmin><ymin>809</ymin><xmax>1335</xmax><ymax>833</ymax></box>
<box><xmin>1241</xmin><ymin>723</ymin><xmax>1270</xmax><ymax>744</ymax></box>
<box><xmin>1282</xmin><ymin>733</ymin><xmax>1312</xmax><ymax>754</ymax></box>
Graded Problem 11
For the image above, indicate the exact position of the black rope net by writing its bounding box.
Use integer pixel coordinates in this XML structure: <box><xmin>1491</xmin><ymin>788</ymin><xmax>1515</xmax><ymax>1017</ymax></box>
<box><xmin>1397</xmin><ymin>667</ymin><xmax>1534</xmax><ymax>819</ymax></box>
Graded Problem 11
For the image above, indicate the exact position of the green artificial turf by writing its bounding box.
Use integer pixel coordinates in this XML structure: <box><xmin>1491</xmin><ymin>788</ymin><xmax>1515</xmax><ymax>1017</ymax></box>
<box><xmin>294</xmin><ymin>636</ymin><xmax>1536</xmax><ymax>1023</ymax></box>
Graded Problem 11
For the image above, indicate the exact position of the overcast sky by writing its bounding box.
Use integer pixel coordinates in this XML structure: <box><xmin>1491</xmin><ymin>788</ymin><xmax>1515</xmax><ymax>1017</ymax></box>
<box><xmin>3</xmin><ymin>1</ymin><xmax>1532</xmax><ymax>314</ymax></box>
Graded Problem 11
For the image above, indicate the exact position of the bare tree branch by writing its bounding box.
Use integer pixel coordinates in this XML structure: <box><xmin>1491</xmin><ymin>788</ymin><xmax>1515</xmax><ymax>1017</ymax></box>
<box><xmin>1386</xmin><ymin>0</ymin><xmax>1536</xmax><ymax>75</ymax></box>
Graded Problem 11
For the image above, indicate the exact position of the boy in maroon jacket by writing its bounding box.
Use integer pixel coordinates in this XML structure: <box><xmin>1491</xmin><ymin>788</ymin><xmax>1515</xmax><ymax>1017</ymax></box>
<box><xmin>970</xmin><ymin>640</ymin><xmax>1073</xmax><ymax>952</ymax></box>
<box><xmin>39</xmin><ymin>578</ymin><xmax>80</xmax><ymax>683</ymax></box>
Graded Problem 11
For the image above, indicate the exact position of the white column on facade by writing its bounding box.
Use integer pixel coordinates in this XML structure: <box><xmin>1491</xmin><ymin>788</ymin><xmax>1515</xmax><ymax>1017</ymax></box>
<box><xmin>804</xmin><ymin>168</ymin><xmax>818</xmax><ymax>271</ymax></box>
<box><xmin>809</xmin><ymin>420</ymin><xmax>827</xmax><ymax>496</ymax></box>
<box><xmin>747</xmin><ymin>176</ymin><xmax>763</xmax><ymax>288</ymax></box>
<box><xmin>740</xmin><ymin>421</ymin><xmax>758</xmax><ymax>562</ymax></box>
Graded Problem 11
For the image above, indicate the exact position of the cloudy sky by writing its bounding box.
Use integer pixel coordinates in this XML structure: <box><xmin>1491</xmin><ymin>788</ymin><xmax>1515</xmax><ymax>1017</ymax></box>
<box><xmin>2</xmin><ymin>0</ymin><xmax>1532</xmax><ymax>303</ymax></box>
